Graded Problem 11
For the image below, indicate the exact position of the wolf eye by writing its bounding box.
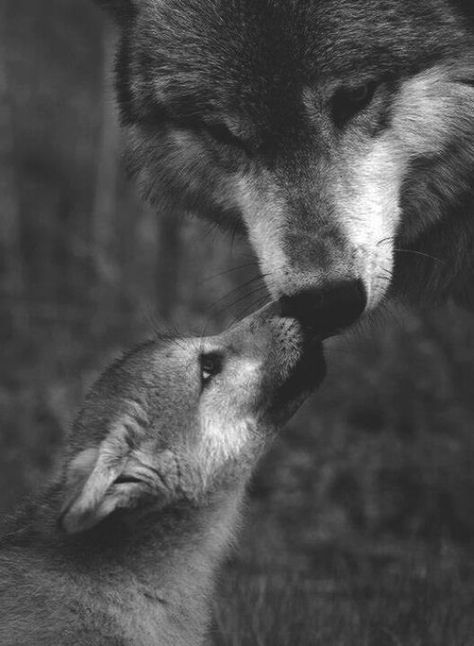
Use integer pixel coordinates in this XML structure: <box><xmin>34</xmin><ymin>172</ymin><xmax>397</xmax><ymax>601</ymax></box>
<box><xmin>200</xmin><ymin>352</ymin><xmax>223</xmax><ymax>387</ymax></box>
<box><xmin>331</xmin><ymin>81</ymin><xmax>378</xmax><ymax>128</ymax></box>
<box><xmin>207</xmin><ymin>123</ymin><xmax>240</xmax><ymax>146</ymax></box>
<box><xmin>205</xmin><ymin>122</ymin><xmax>252</xmax><ymax>155</ymax></box>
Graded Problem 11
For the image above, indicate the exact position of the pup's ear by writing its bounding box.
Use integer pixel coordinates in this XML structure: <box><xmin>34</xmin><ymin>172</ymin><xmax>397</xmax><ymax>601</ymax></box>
<box><xmin>94</xmin><ymin>0</ymin><xmax>138</xmax><ymax>23</ymax></box>
<box><xmin>59</xmin><ymin>430</ymin><xmax>179</xmax><ymax>534</ymax></box>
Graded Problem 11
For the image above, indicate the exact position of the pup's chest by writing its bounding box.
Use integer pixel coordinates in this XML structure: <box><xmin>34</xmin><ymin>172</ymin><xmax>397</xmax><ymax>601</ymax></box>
<box><xmin>111</xmin><ymin>598</ymin><xmax>165</xmax><ymax>645</ymax></box>
<box><xmin>113</xmin><ymin>595</ymin><xmax>205</xmax><ymax>646</ymax></box>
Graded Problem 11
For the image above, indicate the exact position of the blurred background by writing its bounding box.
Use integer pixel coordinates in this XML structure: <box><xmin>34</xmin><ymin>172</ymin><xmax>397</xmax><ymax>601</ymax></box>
<box><xmin>2</xmin><ymin>2</ymin><xmax>474</xmax><ymax>643</ymax></box>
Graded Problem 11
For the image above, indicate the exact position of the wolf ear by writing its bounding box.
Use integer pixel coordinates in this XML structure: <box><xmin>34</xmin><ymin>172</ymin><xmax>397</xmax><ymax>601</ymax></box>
<box><xmin>59</xmin><ymin>433</ymin><xmax>179</xmax><ymax>534</ymax></box>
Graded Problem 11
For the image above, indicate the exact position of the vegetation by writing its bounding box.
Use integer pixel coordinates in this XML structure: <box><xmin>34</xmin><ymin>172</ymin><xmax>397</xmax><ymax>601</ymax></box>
<box><xmin>2</xmin><ymin>2</ymin><xmax>474</xmax><ymax>643</ymax></box>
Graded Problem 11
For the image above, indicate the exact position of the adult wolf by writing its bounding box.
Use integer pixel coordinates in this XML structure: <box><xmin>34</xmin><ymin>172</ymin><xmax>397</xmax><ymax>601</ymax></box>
<box><xmin>97</xmin><ymin>0</ymin><xmax>474</xmax><ymax>330</ymax></box>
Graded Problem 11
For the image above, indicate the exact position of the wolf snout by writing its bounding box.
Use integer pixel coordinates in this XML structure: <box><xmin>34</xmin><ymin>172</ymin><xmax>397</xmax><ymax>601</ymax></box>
<box><xmin>279</xmin><ymin>279</ymin><xmax>367</xmax><ymax>338</ymax></box>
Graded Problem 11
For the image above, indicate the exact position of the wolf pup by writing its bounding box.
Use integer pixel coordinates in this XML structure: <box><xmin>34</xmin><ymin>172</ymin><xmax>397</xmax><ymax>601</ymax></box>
<box><xmin>0</xmin><ymin>305</ymin><xmax>324</xmax><ymax>646</ymax></box>
<box><xmin>96</xmin><ymin>0</ymin><xmax>474</xmax><ymax>326</ymax></box>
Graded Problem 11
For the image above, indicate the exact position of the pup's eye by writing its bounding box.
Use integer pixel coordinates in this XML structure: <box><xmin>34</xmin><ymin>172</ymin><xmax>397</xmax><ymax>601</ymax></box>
<box><xmin>331</xmin><ymin>81</ymin><xmax>378</xmax><ymax>128</ymax></box>
<box><xmin>200</xmin><ymin>352</ymin><xmax>223</xmax><ymax>387</ymax></box>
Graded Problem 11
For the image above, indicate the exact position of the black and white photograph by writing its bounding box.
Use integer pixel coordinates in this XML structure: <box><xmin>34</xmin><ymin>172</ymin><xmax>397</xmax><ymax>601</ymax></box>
<box><xmin>1</xmin><ymin>1</ymin><xmax>474</xmax><ymax>644</ymax></box>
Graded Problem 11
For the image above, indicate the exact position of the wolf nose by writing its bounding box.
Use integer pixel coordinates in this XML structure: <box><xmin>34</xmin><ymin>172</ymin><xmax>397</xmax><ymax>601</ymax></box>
<box><xmin>279</xmin><ymin>280</ymin><xmax>367</xmax><ymax>338</ymax></box>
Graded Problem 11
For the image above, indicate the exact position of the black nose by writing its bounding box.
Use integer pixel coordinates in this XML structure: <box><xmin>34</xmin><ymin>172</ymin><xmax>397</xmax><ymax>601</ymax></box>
<box><xmin>280</xmin><ymin>280</ymin><xmax>367</xmax><ymax>338</ymax></box>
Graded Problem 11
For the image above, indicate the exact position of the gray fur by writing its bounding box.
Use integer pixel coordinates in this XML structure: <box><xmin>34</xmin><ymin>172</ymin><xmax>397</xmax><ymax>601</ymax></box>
<box><xmin>98</xmin><ymin>0</ymin><xmax>474</xmax><ymax>314</ymax></box>
<box><xmin>0</xmin><ymin>306</ymin><xmax>324</xmax><ymax>645</ymax></box>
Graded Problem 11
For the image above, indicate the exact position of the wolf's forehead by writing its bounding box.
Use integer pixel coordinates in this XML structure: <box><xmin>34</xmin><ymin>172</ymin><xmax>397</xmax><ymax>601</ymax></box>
<box><xmin>138</xmin><ymin>0</ymin><xmax>464</xmax><ymax>83</ymax></box>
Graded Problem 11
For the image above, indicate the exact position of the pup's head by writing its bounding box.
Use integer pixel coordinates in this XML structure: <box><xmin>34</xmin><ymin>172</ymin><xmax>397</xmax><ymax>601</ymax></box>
<box><xmin>97</xmin><ymin>0</ymin><xmax>474</xmax><ymax>326</ymax></box>
<box><xmin>60</xmin><ymin>305</ymin><xmax>324</xmax><ymax>534</ymax></box>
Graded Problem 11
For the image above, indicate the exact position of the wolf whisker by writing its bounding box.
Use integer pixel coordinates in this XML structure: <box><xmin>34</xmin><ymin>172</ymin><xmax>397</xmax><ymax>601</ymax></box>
<box><xmin>225</xmin><ymin>284</ymin><xmax>269</xmax><ymax>315</ymax></box>
<box><xmin>393</xmin><ymin>248</ymin><xmax>445</xmax><ymax>264</ymax></box>
<box><xmin>233</xmin><ymin>294</ymin><xmax>271</xmax><ymax>325</ymax></box>
<box><xmin>197</xmin><ymin>262</ymin><xmax>259</xmax><ymax>285</ymax></box>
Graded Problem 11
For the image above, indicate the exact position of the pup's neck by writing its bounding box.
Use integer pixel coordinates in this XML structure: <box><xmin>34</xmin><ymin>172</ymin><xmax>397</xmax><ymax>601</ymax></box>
<box><xmin>7</xmin><ymin>486</ymin><xmax>244</xmax><ymax>646</ymax></box>
<box><xmin>80</xmin><ymin>493</ymin><xmax>242</xmax><ymax>644</ymax></box>
<box><xmin>84</xmin><ymin>489</ymin><xmax>243</xmax><ymax>597</ymax></box>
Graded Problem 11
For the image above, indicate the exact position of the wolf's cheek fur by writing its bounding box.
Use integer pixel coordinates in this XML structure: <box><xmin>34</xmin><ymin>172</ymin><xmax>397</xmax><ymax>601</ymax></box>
<box><xmin>330</xmin><ymin>135</ymin><xmax>404</xmax><ymax>309</ymax></box>
<box><xmin>236</xmin><ymin>178</ymin><xmax>291</xmax><ymax>298</ymax></box>
<box><xmin>394</xmin><ymin>63</ymin><xmax>474</xmax><ymax>237</ymax></box>
<box><xmin>127</xmin><ymin>126</ymin><xmax>212</xmax><ymax>203</ymax></box>
<box><xmin>312</xmin><ymin>61</ymin><xmax>474</xmax><ymax>308</ymax></box>
<box><xmin>126</xmin><ymin>125</ymin><xmax>245</xmax><ymax>227</ymax></box>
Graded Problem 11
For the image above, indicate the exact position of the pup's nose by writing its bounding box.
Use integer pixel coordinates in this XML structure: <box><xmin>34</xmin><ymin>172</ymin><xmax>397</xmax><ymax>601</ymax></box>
<box><xmin>279</xmin><ymin>280</ymin><xmax>367</xmax><ymax>338</ymax></box>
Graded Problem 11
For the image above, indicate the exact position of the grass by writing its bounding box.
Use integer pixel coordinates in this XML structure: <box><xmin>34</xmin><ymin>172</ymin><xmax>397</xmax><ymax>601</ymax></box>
<box><xmin>210</xmin><ymin>493</ymin><xmax>474</xmax><ymax>645</ymax></box>
<box><xmin>212</xmin><ymin>558</ymin><xmax>474</xmax><ymax>645</ymax></box>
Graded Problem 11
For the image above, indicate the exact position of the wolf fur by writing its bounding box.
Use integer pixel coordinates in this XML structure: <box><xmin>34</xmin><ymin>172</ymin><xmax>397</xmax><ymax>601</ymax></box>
<box><xmin>96</xmin><ymin>0</ymin><xmax>474</xmax><ymax>313</ymax></box>
<box><xmin>0</xmin><ymin>306</ymin><xmax>324</xmax><ymax>645</ymax></box>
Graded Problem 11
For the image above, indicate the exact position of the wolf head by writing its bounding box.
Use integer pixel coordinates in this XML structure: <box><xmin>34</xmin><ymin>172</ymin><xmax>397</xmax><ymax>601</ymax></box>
<box><xmin>98</xmin><ymin>0</ymin><xmax>474</xmax><ymax>325</ymax></box>
<box><xmin>60</xmin><ymin>304</ymin><xmax>324</xmax><ymax>534</ymax></box>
